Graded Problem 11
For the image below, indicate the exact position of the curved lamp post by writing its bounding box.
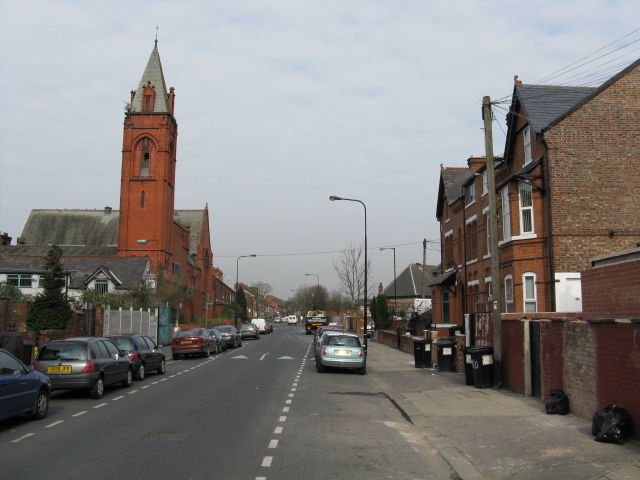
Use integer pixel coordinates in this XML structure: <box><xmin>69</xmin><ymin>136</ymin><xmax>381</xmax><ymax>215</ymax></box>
<box><xmin>305</xmin><ymin>273</ymin><xmax>320</xmax><ymax>310</ymax></box>
<box><xmin>235</xmin><ymin>254</ymin><xmax>256</xmax><ymax>328</ymax></box>
<box><xmin>380</xmin><ymin>247</ymin><xmax>397</xmax><ymax>317</ymax></box>
<box><xmin>329</xmin><ymin>195</ymin><xmax>368</xmax><ymax>345</ymax></box>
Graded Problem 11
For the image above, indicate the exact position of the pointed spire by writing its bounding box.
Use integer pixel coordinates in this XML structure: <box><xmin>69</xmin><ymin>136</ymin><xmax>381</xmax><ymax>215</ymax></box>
<box><xmin>131</xmin><ymin>42</ymin><xmax>170</xmax><ymax>113</ymax></box>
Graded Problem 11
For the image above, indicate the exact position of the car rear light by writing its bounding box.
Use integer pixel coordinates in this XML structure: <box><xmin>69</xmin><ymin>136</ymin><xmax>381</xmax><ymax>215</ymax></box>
<box><xmin>195</xmin><ymin>338</ymin><xmax>204</xmax><ymax>344</ymax></box>
<box><xmin>358</xmin><ymin>350</ymin><xmax>364</xmax><ymax>357</ymax></box>
<box><xmin>322</xmin><ymin>347</ymin><xmax>327</xmax><ymax>355</ymax></box>
<box><xmin>129</xmin><ymin>351</ymin><xmax>139</xmax><ymax>361</ymax></box>
<box><xmin>81</xmin><ymin>360</ymin><xmax>95</xmax><ymax>373</ymax></box>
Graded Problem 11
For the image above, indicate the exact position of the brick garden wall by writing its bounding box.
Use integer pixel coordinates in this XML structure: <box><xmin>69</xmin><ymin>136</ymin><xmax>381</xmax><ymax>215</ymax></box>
<box><xmin>502</xmin><ymin>318</ymin><xmax>526</xmax><ymax>393</ymax></box>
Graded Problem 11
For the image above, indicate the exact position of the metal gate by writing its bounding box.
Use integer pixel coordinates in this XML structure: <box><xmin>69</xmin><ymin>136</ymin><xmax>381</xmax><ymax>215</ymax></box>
<box><xmin>157</xmin><ymin>307</ymin><xmax>176</xmax><ymax>346</ymax></box>
<box><xmin>530</xmin><ymin>321</ymin><xmax>541</xmax><ymax>398</ymax></box>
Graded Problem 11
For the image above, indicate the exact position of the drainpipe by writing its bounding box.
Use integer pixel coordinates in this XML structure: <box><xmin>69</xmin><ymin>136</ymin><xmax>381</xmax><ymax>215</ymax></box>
<box><xmin>541</xmin><ymin>138</ymin><xmax>556</xmax><ymax>311</ymax></box>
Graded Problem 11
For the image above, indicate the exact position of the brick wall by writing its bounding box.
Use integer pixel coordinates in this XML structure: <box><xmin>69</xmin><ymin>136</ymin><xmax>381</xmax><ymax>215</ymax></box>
<box><xmin>581</xmin><ymin>257</ymin><xmax>640</xmax><ymax>319</ymax></box>
<box><xmin>502</xmin><ymin>318</ymin><xmax>525</xmax><ymax>393</ymax></box>
<box><xmin>540</xmin><ymin>319</ymin><xmax>564</xmax><ymax>394</ymax></box>
<box><xmin>563</xmin><ymin>321</ymin><xmax>597</xmax><ymax>419</ymax></box>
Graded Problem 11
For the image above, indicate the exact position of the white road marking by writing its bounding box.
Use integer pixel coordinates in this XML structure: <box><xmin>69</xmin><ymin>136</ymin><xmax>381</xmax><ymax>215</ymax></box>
<box><xmin>128</xmin><ymin>390</ymin><xmax>138</xmax><ymax>394</ymax></box>
<box><xmin>279</xmin><ymin>416</ymin><xmax>287</xmax><ymax>422</ymax></box>
<box><xmin>11</xmin><ymin>433</ymin><xmax>34</xmax><ymax>443</ymax></box>
<box><xmin>94</xmin><ymin>403</ymin><xmax>108</xmax><ymax>409</ymax></box>
<box><xmin>283</xmin><ymin>407</ymin><xmax>290</xmax><ymax>412</ymax></box>
<box><xmin>288</xmin><ymin>393</ymin><xmax>294</xmax><ymax>397</ymax></box>
<box><xmin>233</xmin><ymin>355</ymin><xmax>249</xmax><ymax>359</ymax></box>
<box><xmin>45</xmin><ymin>420</ymin><xmax>64</xmax><ymax>428</ymax></box>
<box><xmin>286</xmin><ymin>399</ymin><xmax>292</xmax><ymax>404</ymax></box>
<box><xmin>260</xmin><ymin>354</ymin><xmax>268</xmax><ymax>361</ymax></box>
<box><xmin>262</xmin><ymin>456</ymin><xmax>273</xmax><ymax>467</ymax></box>
<box><xmin>142</xmin><ymin>385</ymin><xmax>150</xmax><ymax>389</ymax></box>
<box><xmin>112</xmin><ymin>396</ymin><xmax>125</xmax><ymax>401</ymax></box>
<box><xmin>274</xmin><ymin>427</ymin><xmax>283</xmax><ymax>434</ymax></box>
<box><xmin>72</xmin><ymin>411</ymin><xmax>87</xmax><ymax>417</ymax></box>
<box><xmin>269</xmin><ymin>439</ymin><xmax>278</xmax><ymax>448</ymax></box>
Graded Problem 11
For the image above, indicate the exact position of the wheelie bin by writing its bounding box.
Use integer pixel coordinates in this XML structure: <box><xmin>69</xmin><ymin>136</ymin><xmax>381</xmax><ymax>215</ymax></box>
<box><xmin>413</xmin><ymin>338</ymin><xmax>432</xmax><ymax>368</ymax></box>
<box><xmin>471</xmin><ymin>346</ymin><xmax>494</xmax><ymax>388</ymax></box>
<box><xmin>461</xmin><ymin>347</ymin><xmax>475</xmax><ymax>385</ymax></box>
<box><xmin>435</xmin><ymin>340</ymin><xmax>456</xmax><ymax>372</ymax></box>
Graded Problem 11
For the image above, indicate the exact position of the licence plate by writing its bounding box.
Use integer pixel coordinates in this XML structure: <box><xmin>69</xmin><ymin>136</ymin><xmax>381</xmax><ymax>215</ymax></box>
<box><xmin>180</xmin><ymin>340</ymin><xmax>192</xmax><ymax>345</ymax></box>
<box><xmin>335</xmin><ymin>350</ymin><xmax>352</xmax><ymax>355</ymax></box>
<box><xmin>48</xmin><ymin>365</ymin><xmax>72</xmax><ymax>373</ymax></box>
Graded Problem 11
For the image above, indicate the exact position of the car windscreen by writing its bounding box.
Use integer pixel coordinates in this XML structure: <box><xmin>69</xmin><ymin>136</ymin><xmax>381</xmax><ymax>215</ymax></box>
<box><xmin>176</xmin><ymin>330</ymin><xmax>199</xmax><ymax>338</ymax></box>
<box><xmin>325</xmin><ymin>336</ymin><xmax>360</xmax><ymax>347</ymax></box>
<box><xmin>39</xmin><ymin>341</ymin><xmax>88</xmax><ymax>361</ymax></box>
<box><xmin>216</xmin><ymin>326</ymin><xmax>232</xmax><ymax>332</ymax></box>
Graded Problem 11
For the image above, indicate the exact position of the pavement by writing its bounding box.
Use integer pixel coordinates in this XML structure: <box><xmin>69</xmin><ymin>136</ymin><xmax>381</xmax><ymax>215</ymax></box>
<box><xmin>366</xmin><ymin>340</ymin><xmax>640</xmax><ymax>480</ymax></box>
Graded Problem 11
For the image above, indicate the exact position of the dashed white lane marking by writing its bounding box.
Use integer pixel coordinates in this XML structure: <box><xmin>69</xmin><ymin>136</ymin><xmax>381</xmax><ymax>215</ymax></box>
<box><xmin>93</xmin><ymin>403</ymin><xmax>108</xmax><ymax>409</ymax></box>
<box><xmin>72</xmin><ymin>411</ymin><xmax>87</xmax><ymax>417</ymax></box>
<box><xmin>283</xmin><ymin>407</ymin><xmax>289</xmax><ymax>412</ymax></box>
<box><xmin>256</xmin><ymin>477</ymin><xmax>267</xmax><ymax>480</ymax></box>
<box><xmin>45</xmin><ymin>420</ymin><xmax>64</xmax><ymax>428</ymax></box>
<box><xmin>262</xmin><ymin>456</ymin><xmax>273</xmax><ymax>467</ymax></box>
<box><xmin>11</xmin><ymin>433</ymin><xmax>34</xmax><ymax>443</ymax></box>
<box><xmin>286</xmin><ymin>399</ymin><xmax>292</xmax><ymax>404</ymax></box>
<box><xmin>288</xmin><ymin>393</ymin><xmax>294</xmax><ymax>397</ymax></box>
<box><xmin>113</xmin><ymin>396</ymin><xmax>125</xmax><ymax>401</ymax></box>
<box><xmin>274</xmin><ymin>427</ymin><xmax>283</xmax><ymax>434</ymax></box>
<box><xmin>269</xmin><ymin>439</ymin><xmax>278</xmax><ymax>448</ymax></box>
<box><xmin>142</xmin><ymin>385</ymin><xmax>150</xmax><ymax>389</ymax></box>
<box><xmin>279</xmin><ymin>416</ymin><xmax>287</xmax><ymax>422</ymax></box>
<box><xmin>128</xmin><ymin>390</ymin><xmax>138</xmax><ymax>394</ymax></box>
<box><xmin>291</xmin><ymin>388</ymin><xmax>296</xmax><ymax>391</ymax></box>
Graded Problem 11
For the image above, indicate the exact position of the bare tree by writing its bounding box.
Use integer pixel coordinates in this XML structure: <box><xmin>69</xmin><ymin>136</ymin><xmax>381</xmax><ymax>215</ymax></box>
<box><xmin>332</xmin><ymin>241</ymin><xmax>373</xmax><ymax>315</ymax></box>
<box><xmin>249</xmin><ymin>282</ymin><xmax>273</xmax><ymax>317</ymax></box>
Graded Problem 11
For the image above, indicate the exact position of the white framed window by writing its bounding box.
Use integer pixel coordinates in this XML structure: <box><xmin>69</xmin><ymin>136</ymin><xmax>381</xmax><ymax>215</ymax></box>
<box><xmin>523</xmin><ymin>126</ymin><xmax>532</xmax><ymax>164</ymax></box>
<box><xmin>504</xmin><ymin>275</ymin><xmax>514</xmax><ymax>313</ymax></box>
<box><xmin>467</xmin><ymin>182</ymin><xmax>476</xmax><ymax>205</ymax></box>
<box><xmin>501</xmin><ymin>186</ymin><xmax>511</xmax><ymax>242</ymax></box>
<box><xmin>523</xmin><ymin>273</ymin><xmax>537</xmax><ymax>312</ymax></box>
<box><xmin>519</xmin><ymin>182</ymin><xmax>534</xmax><ymax>234</ymax></box>
<box><xmin>94</xmin><ymin>278</ymin><xmax>109</xmax><ymax>294</ymax></box>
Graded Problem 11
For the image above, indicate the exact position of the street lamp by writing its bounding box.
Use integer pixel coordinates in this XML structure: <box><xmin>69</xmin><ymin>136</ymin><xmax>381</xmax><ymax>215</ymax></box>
<box><xmin>329</xmin><ymin>195</ymin><xmax>368</xmax><ymax>345</ymax></box>
<box><xmin>235</xmin><ymin>254</ymin><xmax>257</xmax><ymax>329</ymax></box>
<box><xmin>305</xmin><ymin>273</ymin><xmax>320</xmax><ymax>310</ymax></box>
<box><xmin>380</xmin><ymin>247</ymin><xmax>397</xmax><ymax>318</ymax></box>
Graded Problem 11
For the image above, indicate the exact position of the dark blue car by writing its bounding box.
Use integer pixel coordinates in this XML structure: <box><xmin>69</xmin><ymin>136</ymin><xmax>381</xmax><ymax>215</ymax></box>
<box><xmin>0</xmin><ymin>348</ymin><xmax>51</xmax><ymax>421</ymax></box>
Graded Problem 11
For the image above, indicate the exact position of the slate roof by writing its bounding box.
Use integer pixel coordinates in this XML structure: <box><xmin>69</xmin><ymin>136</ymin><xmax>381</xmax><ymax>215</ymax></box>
<box><xmin>131</xmin><ymin>42</ymin><xmax>170</xmax><ymax>113</ymax></box>
<box><xmin>382</xmin><ymin>263</ymin><xmax>437</xmax><ymax>299</ymax></box>
<box><xmin>19</xmin><ymin>209</ymin><xmax>120</xmax><ymax>247</ymax></box>
<box><xmin>174</xmin><ymin>210</ymin><xmax>205</xmax><ymax>254</ymax></box>
<box><xmin>515</xmin><ymin>85</ymin><xmax>596</xmax><ymax>134</ymax></box>
<box><xmin>0</xmin><ymin>255</ymin><xmax>149</xmax><ymax>290</ymax></box>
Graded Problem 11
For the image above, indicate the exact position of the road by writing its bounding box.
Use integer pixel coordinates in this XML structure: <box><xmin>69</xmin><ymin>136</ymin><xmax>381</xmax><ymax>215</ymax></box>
<box><xmin>0</xmin><ymin>324</ymin><xmax>454</xmax><ymax>480</ymax></box>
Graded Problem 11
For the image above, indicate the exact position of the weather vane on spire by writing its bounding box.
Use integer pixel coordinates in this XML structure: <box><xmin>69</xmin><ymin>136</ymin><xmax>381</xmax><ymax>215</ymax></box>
<box><xmin>155</xmin><ymin>23</ymin><xmax>159</xmax><ymax>45</ymax></box>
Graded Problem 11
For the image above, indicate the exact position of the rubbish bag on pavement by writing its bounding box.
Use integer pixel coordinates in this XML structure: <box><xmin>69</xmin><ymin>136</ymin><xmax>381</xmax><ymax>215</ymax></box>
<box><xmin>592</xmin><ymin>401</ymin><xmax>631</xmax><ymax>445</ymax></box>
<box><xmin>545</xmin><ymin>389</ymin><xmax>569</xmax><ymax>415</ymax></box>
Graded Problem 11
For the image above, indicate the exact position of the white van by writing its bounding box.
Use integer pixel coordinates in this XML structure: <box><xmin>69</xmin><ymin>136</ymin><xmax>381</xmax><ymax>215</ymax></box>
<box><xmin>251</xmin><ymin>318</ymin><xmax>268</xmax><ymax>334</ymax></box>
<box><xmin>287</xmin><ymin>315</ymin><xmax>298</xmax><ymax>325</ymax></box>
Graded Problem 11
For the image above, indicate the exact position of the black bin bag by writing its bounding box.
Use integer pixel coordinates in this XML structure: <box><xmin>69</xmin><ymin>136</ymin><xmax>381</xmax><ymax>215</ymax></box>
<box><xmin>592</xmin><ymin>401</ymin><xmax>632</xmax><ymax>445</ymax></box>
<box><xmin>545</xmin><ymin>389</ymin><xmax>569</xmax><ymax>415</ymax></box>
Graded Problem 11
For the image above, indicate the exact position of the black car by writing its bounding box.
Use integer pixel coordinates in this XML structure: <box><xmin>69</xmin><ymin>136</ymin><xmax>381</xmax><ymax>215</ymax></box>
<box><xmin>214</xmin><ymin>325</ymin><xmax>242</xmax><ymax>348</ymax></box>
<box><xmin>107</xmin><ymin>334</ymin><xmax>166</xmax><ymax>381</ymax></box>
<box><xmin>207</xmin><ymin>329</ymin><xmax>228</xmax><ymax>353</ymax></box>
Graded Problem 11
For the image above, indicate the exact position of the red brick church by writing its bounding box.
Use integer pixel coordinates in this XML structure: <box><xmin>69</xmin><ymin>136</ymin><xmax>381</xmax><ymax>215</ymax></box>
<box><xmin>0</xmin><ymin>41</ymin><xmax>217</xmax><ymax>321</ymax></box>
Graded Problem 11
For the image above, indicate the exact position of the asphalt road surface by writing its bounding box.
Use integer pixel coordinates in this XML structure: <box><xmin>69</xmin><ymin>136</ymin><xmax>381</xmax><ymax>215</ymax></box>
<box><xmin>0</xmin><ymin>324</ymin><xmax>454</xmax><ymax>480</ymax></box>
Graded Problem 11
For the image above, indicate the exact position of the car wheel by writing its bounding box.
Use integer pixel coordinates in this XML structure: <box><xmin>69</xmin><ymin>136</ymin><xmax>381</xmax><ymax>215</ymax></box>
<box><xmin>134</xmin><ymin>363</ymin><xmax>145</xmax><ymax>381</ymax></box>
<box><xmin>157</xmin><ymin>359</ymin><xmax>166</xmax><ymax>374</ymax></box>
<box><xmin>204</xmin><ymin>346</ymin><xmax>210</xmax><ymax>358</ymax></box>
<box><xmin>317</xmin><ymin>362</ymin><xmax>325</xmax><ymax>373</ymax></box>
<box><xmin>357</xmin><ymin>364</ymin><xmax>366</xmax><ymax>375</ymax></box>
<box><xmin>172</xmin><ymin>354</ymin><xmax>180</xmax><ymax>361</ymax></box>
<box><xmin>91</xmin><ymin>376</ymin><xmax>105</xmax><ymax>399</ymax></box>
<box><xmin>122</xmin><ymin>368</ymin><xmax>133</xmax><ymax>387</ymax></box>
<box><xmin>32</xmin><ymin>389</ymin><xmax>49</xmax><ymax>419</ymax></box>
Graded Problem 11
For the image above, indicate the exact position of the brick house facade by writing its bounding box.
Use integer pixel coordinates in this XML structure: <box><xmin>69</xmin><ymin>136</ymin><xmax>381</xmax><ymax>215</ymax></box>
<box><xmin>432</xmin><ymin>58</ymin><xmax>640</xmax><ymax>329</ymax></box>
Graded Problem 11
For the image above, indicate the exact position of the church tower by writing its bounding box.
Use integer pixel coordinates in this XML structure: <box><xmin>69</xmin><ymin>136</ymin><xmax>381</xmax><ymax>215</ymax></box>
<box><xmin>117</xmin><ymin>40</ymin><xmax>178</xmax><ymax>272</ymax></box>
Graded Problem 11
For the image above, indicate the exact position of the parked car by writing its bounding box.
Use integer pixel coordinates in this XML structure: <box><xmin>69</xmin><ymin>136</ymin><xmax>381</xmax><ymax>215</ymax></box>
<box><xmin>34</xmin><ymin>337</ymin><xmax>133</xmax><ymax>399</ymax></box>
<box><xmin>171</xmin><ymin>329</ymin><xmax>217</xmax><ymax>360</ymax></box>
<box><xmin>0</xmin><ymin>348</ymin><xmax>51</xmax><ymax>421</ymax></box>
<box><xmin>265</xmin><ymin>319</ymin><xmax>274</xmax><ymax>333</ymax></box>
<box><xmin>106</xmin><ymin>334</ymin><xmax>166</xmax><ymax>380</ymax></box>
<box><xmin>239</xmin><ymin>323</ymin><xmax>260</xmax><ymax>340</ymax></box>
<box><xmin>251</xmin><ymin>318</ymin><xmax>268</xmax><ymax>334</ymax></box>
<box><xmin>316</xmin><ymin>333</ymin><xmax>366</xmax><ymax>375</ymax></box>
<box><xmin>313</xmin><ymin>325</ymin><xmax>344</xmax><ymax>345</ymax></box>
<box><xmin>207</xmin><ymin>329</ymin><xmax>228</xmax><ymax>353</ymax></box>
<box><xmin>215</xmin><ymin>325</ymin><xmax>242</xmax><ymax>349</ymax></box>
<box><xmin>287</xmin><ymin>315</ymin><xmax>298</xmax><ymax>325</ymax></box>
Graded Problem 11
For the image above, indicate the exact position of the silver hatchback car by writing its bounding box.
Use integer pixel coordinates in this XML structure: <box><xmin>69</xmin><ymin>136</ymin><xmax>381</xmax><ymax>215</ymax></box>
<box><xmin>34</xmin><ymin>337</ymin><xmax>133</xmax><ymax>399</ymax></box>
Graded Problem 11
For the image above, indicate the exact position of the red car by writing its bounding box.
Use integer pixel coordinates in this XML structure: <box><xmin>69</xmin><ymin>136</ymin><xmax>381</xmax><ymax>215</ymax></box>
<box><xmin>171</xmin><ymin>329</ymin><xmax>218</xmax><ymax>360</ymax></box>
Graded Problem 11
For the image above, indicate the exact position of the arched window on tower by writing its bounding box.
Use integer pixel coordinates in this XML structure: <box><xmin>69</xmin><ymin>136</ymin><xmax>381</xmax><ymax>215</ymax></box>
<box><xmin>140</xmin><ymin>138</ymin><xmax>151</xmax><ymax>176</ymax></box>
<box><xmin>140</xmin><ymin>190</ymin><xmax>145</xmax><ymax>208</ymax></box>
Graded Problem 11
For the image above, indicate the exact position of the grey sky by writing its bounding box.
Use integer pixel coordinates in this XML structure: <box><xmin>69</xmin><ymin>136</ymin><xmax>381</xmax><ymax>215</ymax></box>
<box><xmin>1</xmin><ymin>1</ymin><xmax>638</xmax><ymax>300</ymax></box>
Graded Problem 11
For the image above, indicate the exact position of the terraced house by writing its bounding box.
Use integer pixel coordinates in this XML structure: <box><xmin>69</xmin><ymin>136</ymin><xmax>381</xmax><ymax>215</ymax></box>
<box><xmin>431</xmin><ymin>58</ymin><xmax>640</xmax><ymax>332</ymax></box>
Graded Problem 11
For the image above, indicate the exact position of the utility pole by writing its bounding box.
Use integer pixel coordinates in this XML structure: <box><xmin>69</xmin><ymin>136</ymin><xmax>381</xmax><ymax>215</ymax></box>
<box><xmin>422</xmin><ymin>239</ymin><xmax>427</xmax><ymax>301</ymax></box>
<box><xmin>483</xmin><ymin>96</ymin><xmax>502</xmax><ymax>389</ymax></box>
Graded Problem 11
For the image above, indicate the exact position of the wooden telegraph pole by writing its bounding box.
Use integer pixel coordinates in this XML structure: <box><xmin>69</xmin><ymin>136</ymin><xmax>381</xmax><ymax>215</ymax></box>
<box><xmin>483</xmin><ymin>96</ymin><xmax>502</xmax><ymax>389</ymax></box>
